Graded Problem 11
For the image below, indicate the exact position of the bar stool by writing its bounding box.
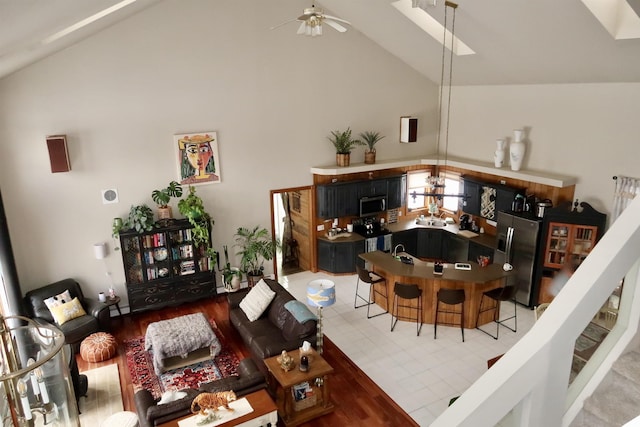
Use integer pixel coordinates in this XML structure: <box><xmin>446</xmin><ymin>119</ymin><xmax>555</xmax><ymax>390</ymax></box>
<box><xmin>390</xmin><ymin>282</ymin><xmax>423</xmax><ymax>335</ymax></box>
<box><xmin>434</xmin><ymin>288</ymin><xmax>465</xmax><ymax>342</ymax></box>
<box><xmin>476</xmin><ymin>285</ymin><xmax>518</xmax><ymax>340</ymax></box>
<box><xmin>354</xmin><ymin>265</ymin><xmax>389</xmax><ymax>318</ymax></box>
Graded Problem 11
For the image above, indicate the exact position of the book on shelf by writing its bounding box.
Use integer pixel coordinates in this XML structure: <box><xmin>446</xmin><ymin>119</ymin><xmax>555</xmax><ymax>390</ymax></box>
<box><xmin>292</xmin><ymin>382</ymin><xmax>314</xmax><ymax>401</ymax></box>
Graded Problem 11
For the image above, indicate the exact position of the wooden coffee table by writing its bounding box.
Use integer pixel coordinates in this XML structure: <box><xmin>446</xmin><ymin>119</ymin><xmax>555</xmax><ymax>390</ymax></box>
<box><xmin>158</xmin><ymin>389</ymin><xmax>277</xmax><ymax>427</ymax></box>
<box><xmin>263</xmin><ymin>348</ymin><xmax>334</xmax><ymax>426</ymax></box>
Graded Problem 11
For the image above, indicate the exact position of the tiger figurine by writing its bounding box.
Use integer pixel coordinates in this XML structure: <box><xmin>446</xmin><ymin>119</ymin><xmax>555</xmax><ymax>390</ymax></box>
<box><xmin>190</xmin><ymin>390</ymin><xmax>237</xmax><ymax>416</ymax></box>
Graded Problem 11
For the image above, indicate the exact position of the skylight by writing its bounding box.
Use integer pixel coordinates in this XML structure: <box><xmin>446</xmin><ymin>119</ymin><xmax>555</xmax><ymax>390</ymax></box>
<box><xmin>41</xmin><ymin>0</ymin><xmax>138</xmax><ymax>45</ymax></box>
<box><xmin>391</xmin><ymin>0</ymin><xmax>475</xmax><ymax>56</ymax></box>
<box><xmin>581</xmin><ymin>0</ymin><xmax>640</xmax><ymax>40</ymax></box>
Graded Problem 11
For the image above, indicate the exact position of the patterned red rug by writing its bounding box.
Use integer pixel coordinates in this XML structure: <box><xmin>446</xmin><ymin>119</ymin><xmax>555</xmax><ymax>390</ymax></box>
<box><xmin>124</xmin><ymin>319</ymin><xmax>240</xmax><ymax>399</ymax></box>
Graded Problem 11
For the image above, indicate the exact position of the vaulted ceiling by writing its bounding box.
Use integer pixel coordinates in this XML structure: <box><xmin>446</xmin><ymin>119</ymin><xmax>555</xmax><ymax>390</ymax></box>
<box><xmin>2</xmin><ymin>0</ymin><xmax>640</xmax><ymax>85</ymax></box>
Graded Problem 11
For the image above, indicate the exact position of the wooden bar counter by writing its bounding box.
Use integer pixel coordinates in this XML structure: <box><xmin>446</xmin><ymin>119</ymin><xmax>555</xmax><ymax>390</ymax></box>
<box><xmin>359</xmin><ymin>251</ymin><xmax>513</xmax><ymax>328</ymax></box>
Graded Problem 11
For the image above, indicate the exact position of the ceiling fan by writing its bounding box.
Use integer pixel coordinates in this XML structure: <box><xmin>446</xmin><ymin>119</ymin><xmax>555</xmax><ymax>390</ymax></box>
<box><xmin>271</xmin><ymin>4</ymin><xmax>351</xmax><ymax>37</ymax></box>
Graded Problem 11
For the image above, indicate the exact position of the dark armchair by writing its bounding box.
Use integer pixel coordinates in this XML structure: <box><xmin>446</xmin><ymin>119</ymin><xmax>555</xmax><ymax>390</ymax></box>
<box><xmin>24</xmin><ymin>278</ymin><xmax>110</xmax><ymax>350</ymax></box>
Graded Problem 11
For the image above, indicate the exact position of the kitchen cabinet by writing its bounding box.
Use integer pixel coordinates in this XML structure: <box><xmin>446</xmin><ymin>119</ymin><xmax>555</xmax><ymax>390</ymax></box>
<box><xmin>391</xmin><ymin>229</ymin><xmax>418</xmax><ymax>256</ymax></box>
<box><xmin>468</xmin><ymin>240</ymin><xmax>494</xmax><ymax>264</ymax></box>
<box><xmin>534</xmin><ymin>201</ymin><xmax>606</xmax><ymax>305</ymax></box>
<box><xmin>317</xmin><ymin>175</ymin><xmax>407</xmax><ymax>219</ymax></box>
<box><xmin>316</xmin><ymin>182</ymin><xmax>359</xmax><ymax>219</ymax></box>
<box><xmin>317</xmin><ymin>238</ymin><xmax>364</xmax><ymax>273</ymax></box>
<box><xmin>417</xmin><ymin>228</ymin><xmax>443</xmax><ymax>259</ymax></box>
<box><xmin>459</xmin><ymin>176</ymin><xmax>482</xmax><ymax>217</ymax></box>
<box><xmin>441</xmin><ymin>232</ymin><xmax>469</xmax><ymax>263</ymax></box>
<box><xmin>387</xmin><ymin>175</ymin><xmax>407</xmax><ymax>210</ymax></box>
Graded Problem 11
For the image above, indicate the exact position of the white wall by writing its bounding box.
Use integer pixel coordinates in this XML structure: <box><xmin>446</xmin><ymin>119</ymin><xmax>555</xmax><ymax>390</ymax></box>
<box><xmin>0</xmin><ymin>0</ymin><xmax>437</xmax><ymax>303</ymax></box>
<box><xmin>446</xmin><ymin>83</ymin><xmax>640</xmax><ymax>213</ymax></box>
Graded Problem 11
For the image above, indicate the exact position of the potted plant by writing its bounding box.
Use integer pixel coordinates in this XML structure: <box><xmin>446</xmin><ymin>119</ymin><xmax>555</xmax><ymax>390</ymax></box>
<box><xmin>234</xmin><ymin>225</ymin><xmax>279</xmax><ymax>288</ymax></box>
<box><xmin>151</xmin><ymin>181</ymin><xmax>183</xmax><ymax>220</ymax></box>
<box><xmin>219</xmin><ymin>245</ymin><xmax>242</xmax><ymax>292</ymax></box>
<box><xmin>178</xmin><ymin>186</ymin><xmax>213</xmax><ymax>250</ymax></box>
<box><xmin>327</xmin><ymin>127</ymin><xmax>364</xmax><ymax>167</ymax></box>
<box><xmin>360</xmin><ymin>131</ymin><xmax>385</xmax><ymax>164</ymax></box>
<box><xmin>124</xmin><ymin>204</ymin><xmax>155</xmax><ymax>233</ymax></box>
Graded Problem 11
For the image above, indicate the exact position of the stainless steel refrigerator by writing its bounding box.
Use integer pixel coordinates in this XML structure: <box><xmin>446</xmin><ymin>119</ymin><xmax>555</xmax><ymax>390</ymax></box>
<box><xmin>495</xmin><ymin>211</ymin><xmax>542</xmax><ymax>307</ymax></box>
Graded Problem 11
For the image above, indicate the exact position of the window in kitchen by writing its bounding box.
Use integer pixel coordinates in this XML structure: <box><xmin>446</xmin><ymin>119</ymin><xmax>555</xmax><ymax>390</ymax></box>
<box><xmin>406</xmin><ymin>170</ymin><xmax>461</xmax><ymax>213</ymax></box>
<box><xmin>407</xmin><ymin>170</ymin><xmax>429</xmax><ymax>211</ymax></box>
<box><xmin>441</xmin><ymin>172</ymin><xmax>461</xmax><ymax>213</ymax></box>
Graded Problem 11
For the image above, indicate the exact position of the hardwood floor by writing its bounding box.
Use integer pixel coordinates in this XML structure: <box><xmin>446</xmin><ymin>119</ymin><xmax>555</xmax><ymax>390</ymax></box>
<box><xmin>77</xmin><ymin>294</ymin><xmax>418</xmax><ymax>427</ymax></box>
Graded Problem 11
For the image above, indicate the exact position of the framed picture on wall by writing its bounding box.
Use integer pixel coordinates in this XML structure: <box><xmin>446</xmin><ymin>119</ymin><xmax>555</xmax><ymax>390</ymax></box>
<box><xmin>175</xmin><ymin>131</ymin><xmax>221</xmax><ymax>185</ymax></box>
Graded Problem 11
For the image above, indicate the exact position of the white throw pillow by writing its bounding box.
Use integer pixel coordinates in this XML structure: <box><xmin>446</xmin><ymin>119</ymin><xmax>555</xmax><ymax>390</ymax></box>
<box><xmin>158</xmin><ymin>390</ymin><xmax>187</xmax><ymax>405</ymax></box>
<box><xmin>239</xmin><ymin>279</ymin><xmax>276</xmax><ymax>322</ymax></box>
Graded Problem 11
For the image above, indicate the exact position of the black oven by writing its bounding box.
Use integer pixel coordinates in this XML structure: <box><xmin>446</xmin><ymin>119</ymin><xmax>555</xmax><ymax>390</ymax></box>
<box><xmin>359</xmin><ymin>195</ymin><xmax>386</xmax><ymax>217</ymax></box>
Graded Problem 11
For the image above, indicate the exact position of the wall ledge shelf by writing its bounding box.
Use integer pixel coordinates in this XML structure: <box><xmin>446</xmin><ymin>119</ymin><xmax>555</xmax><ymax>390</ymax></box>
<box><xmin>311</xmin><ymin>154</ymin><xmax>576</xmax><ymax>188</ymax></box>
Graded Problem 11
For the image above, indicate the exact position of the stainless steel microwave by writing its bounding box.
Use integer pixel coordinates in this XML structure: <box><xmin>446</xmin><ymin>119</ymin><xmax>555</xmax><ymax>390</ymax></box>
<box><xmin>360</xmin><ymin>195</ymin><xmax>386</xmax><ymax>217</ymax></box>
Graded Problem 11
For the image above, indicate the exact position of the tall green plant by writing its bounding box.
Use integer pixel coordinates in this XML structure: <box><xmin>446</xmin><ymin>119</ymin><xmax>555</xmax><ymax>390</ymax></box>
<box><xmin>234</xmin><ymin>226</ymin><xmax>279</xmax><ymax>276</ymax></box>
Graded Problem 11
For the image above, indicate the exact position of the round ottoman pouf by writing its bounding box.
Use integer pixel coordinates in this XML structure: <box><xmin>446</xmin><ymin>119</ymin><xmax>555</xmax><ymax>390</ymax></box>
<box><xmin>80</xmin><ymin>332</ymin><xmax>118</xmax><ymax>363</ymax></box>
<box><xmin>101</xmin><ymin>411</ymin><xmax>138</xmax><ymax>427</ymax></box>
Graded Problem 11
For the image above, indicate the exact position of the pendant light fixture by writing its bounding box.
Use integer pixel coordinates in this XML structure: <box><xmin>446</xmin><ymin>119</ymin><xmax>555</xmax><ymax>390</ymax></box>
<box><xmin>411</xmin><ymin>1</ymin><xmax>465</xmax><ymax>207</ymax></box>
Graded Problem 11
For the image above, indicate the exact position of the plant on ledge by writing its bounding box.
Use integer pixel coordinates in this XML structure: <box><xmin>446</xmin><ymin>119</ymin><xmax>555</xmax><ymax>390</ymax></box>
<box><xmin>178</xmin><ymin>186</ymin><xmax>213</xmax><ymax>249</ymax></box>
<box><xmin>234</xmin><ymin>225</ymin><xmax>279</xmax><ymax>287</ymax></box>
<box><xmin>151</xmin><ymin>181</ymin><xmax>183</xmax><ymax>220</ymax></box>
<box><xmin>327</xmin><ymin>127</ymin><xmax>364</xmax><ymax>167</ymax></box>
<box><xmin>360</xmin><ymin>131</ymin><xmax>385</xmax><ymax>164</ymax></box>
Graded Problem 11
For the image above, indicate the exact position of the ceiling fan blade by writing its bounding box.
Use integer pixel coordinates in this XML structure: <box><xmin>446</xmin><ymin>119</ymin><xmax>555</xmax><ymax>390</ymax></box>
<box><xmin>296</xmin><ymin>21</ymin><xmax>307</xmax><ymax>35</ymax></box>
<box><xmin>324</xmin><ymin>19</ymin><xmax>348</xmax><ymax>33</ymax></box>
<box><xmin>270</xmin><ymin>18</ymin><xmax>297</xmax><ymax>30</ymax></box>
<box><xmin>323</xmin><ymin>14</ymin><xmax>351</xmax><ymax>25</ymax></box>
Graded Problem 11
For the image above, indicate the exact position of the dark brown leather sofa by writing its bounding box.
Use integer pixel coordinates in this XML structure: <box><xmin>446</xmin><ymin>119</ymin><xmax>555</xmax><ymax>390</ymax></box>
<box><xmin>227</xmin><ymin>279</ymin><xmax>317</xmax><ymax>367</ymax></box>
<box><xmin>134</xmin><ymin>358</ymin><xmax>266</xmax><ymax>427</ymax></box>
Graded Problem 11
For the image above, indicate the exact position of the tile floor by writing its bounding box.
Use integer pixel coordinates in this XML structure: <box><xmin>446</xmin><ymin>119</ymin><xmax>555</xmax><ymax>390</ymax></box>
<box><xmin>279</xmin><ymin>270</ymin><xmax>536</xmax><ymax>426</ymax></box>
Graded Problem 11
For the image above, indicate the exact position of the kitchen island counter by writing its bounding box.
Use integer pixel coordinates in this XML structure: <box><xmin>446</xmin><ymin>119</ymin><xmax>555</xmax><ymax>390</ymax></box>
<box><xmin>359</xmin><ymin>251</ymin><xmax>513</xmax><ymax>328</ymax></box>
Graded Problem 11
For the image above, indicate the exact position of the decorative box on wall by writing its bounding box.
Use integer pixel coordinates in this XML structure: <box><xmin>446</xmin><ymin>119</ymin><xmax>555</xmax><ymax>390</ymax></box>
<box><xmin>118</xmin><ymin>219</ymin><xmax>216</xmax><ymax>313</ymax></box>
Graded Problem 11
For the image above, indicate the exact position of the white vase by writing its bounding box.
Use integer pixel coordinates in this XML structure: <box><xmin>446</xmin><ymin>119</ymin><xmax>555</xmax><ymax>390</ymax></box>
<box><xmin>494</xmin><ymin>139</ymin><xmax>506</xmax><ymax>168</ymax></box>
<box><xmin>510</xmin><ymin>129</ymin><xmax>525</xmax><ymax>171</ymax></box>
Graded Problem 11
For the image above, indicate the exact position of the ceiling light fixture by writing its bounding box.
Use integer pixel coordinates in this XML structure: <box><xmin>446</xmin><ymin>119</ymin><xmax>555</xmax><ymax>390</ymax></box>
<box><xmin>271</xmin><ymin>4</ymin><xmax>351</xmax><ymax>37</ymax></box>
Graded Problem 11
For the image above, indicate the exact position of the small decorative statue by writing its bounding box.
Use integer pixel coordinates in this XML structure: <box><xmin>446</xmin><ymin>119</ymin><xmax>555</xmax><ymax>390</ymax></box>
<box><xmin>191</xmin><ymin>391</ymin><xmax>236</xmax><ymax>425</ymax></box>
<box><xmin>277</xmin><ymin>350</ymin><xmax>295</xmax><ymax>371</ymax></box>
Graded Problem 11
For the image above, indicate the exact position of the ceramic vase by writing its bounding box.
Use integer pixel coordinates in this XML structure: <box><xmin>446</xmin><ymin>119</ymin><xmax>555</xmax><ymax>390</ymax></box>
<box><xmin>510</xmin><ymin>129</ymin><xmax>525</xmax><ymax>171</ymax></box>
<box><xmin>494</xmin><ymin>139</ymin><xmax>505</xmax><ymax>168</ymax></box>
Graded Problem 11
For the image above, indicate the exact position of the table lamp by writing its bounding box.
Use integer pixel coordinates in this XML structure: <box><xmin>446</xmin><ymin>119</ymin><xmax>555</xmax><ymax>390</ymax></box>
<box><xmin>307</xmin><ymin>279</ymin><xmax>336</xmax><ymax>354</ymax></box>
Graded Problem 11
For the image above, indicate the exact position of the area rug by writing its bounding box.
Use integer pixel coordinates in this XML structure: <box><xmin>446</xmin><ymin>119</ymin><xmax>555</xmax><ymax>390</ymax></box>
<box><xmin>79</xmin><ymin>363</ymin><xmax>123</xmax><ymax>426</ymax></box>
<box><xmin>124</xmin><ymin>319</ymin><xmax>240</xmax><ymax>399</ymax></box>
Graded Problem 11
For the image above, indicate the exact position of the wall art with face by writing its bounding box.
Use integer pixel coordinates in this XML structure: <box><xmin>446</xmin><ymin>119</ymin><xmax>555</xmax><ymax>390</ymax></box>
<box><xmin>175</xmin><ymin>132</ymin><xmax>220</xmax><ymax>185</ymax></box>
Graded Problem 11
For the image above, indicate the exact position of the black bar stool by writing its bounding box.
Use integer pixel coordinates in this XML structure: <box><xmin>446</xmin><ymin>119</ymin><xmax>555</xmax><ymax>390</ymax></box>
<box><xmin>390</xmin><ymin>282</ymin><xmax>423</xmax><ymax>336</ymax></box>
<box><xmin>434</xmin><ymin>288</ymin><xmax>465</xmax><ymax>342</ymax></box>
<box><xmin>476</xmin><ymin>285</ymin><xmax>518</xmax><ymax>339</ymax></box>
<box><xmin>354</xmin><ymin>265</ymin><xmax>388</xmax><ymax>318</ymax></box>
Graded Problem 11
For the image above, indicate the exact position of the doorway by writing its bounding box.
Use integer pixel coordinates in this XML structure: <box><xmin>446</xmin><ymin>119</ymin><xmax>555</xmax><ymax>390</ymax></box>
<box><xmin>270</xmin><ymin>187</ymin><xmax>314</xmax><ymax>280</ymax></box>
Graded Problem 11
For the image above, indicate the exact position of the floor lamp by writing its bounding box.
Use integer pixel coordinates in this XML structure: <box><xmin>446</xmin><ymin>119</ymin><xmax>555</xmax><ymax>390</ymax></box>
<box><xmin>307</xmin><ymin>279</ymin><xmax>336</xmax><ymax>355</ymax></box>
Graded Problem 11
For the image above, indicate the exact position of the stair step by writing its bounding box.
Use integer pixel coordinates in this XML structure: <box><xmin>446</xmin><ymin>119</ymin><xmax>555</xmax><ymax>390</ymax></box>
<box><xmin>613</xmin><ymin>349</ymin><xmax>640</xmax><ymax>384</ymax></box>
<box><xmin>570</xmin><ymin>409</ymin><xmax>618</xmax><ymax>427</ymax></box>
<box><xmin>582</xmin><ymin>370</ymin><xmax>640</xmax><ymax>425</ymax></box>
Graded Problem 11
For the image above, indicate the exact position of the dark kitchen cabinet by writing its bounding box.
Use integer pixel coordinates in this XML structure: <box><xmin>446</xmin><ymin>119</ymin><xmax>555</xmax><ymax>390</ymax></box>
<box><xmin>459</xmin><ymin>176</ymin><xmax>481</xmax><ymax>217</ymax></box>
<box><xmin>387</xmin><ymin>175</ymin><xmax>407</xmax><ymax>210</ymax></box>
<box><xmin>317</xmin><ymin>238</ymin><xmax>363</xmax><ymax>273</ymax></box>
<box><xmin>316</xmin><ymin>182</ymin><xmax>359</xmax><ymax>219</ymax></box>
<box><xmin>391</xmin><ymin>229</ymin><xmax>418</xmax><ymax>256</ymax></box>
<box><xmin>441</xmin><ymin>232</ymin><xmax>469</xmax><ymax>263</ymax></box>
<box><xmin>468</xmin><ymin>240</ymin><xmax>494</xmax><ymax>263</ymax></box>
<box><xmin>495</xmin><ymin>185</ymin><xmax>521</xmax><ymax>217</ymax></box>
<box><xmin>357</xmin><ymin>178</ymin><xmax>388</xmax><ymax>199</ymax></box>
<box><xmin>417</xmin><ymin>228</ymin><xmax>443</xmax><ymax>259</ymax></box>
